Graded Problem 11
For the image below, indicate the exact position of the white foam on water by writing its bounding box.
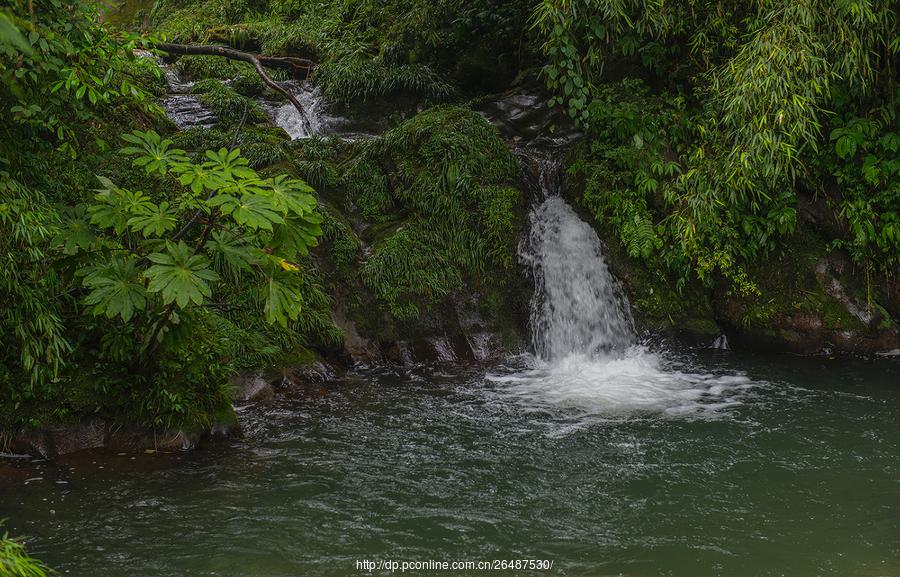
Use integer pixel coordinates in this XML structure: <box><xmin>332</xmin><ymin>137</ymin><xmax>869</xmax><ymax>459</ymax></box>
<box><xmin>498</xmin><ymin>150</ymin><xmax>754</xmax><ymax>417</ymax></box>
<box><xmin>489</xmin><ymin>347</ymin><xmax>753</xmax><ymax>416</ymax></box>
<box><xmin>261</xmin><ymin>82</ymin><xmax>344</xmax><ymax>139</ymax></box>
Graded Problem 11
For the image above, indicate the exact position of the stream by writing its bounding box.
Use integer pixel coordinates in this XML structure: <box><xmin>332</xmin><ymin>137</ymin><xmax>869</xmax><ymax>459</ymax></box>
<box><xmin>2</xmin><ymin>67</ymin><xmax>899</xmax><ymax>577</ymax></box>
<box><xmin>2</xmin><ymin>353</ymin><xmax>899</xmax><ymax>576</ymax></box>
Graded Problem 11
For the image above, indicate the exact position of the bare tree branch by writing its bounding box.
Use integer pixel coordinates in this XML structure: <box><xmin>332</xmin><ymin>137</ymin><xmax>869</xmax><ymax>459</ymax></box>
<box><xmin>154</xmin><ymin>41</ymin><xmax>314</xmax><ymax>133</ymax></box>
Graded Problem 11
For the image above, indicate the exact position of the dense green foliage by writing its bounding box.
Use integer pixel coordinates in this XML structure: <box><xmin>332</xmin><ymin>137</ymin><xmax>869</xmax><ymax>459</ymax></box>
<box><xmin>351</xmin><ymin>107</ymin><xmax>523</xmax><ymax>319</ymax></box>
<box><xmin>1</xmin><ymin>1</ymin><xmax>329</xmax><ymax>430</ymax></box>
<box><xmin>286</xmin><ymin>107</ymin><xmax>526</xmax><ymax>339</ymax></box>
<box><xmin>143</xmin><ymin>0</ymin><xmax>533</xmax><ymax>99</ymax></box>
<box><xmin>0</xmin><ymin>528</ymin><xmax>50</xmax><ymax>577</ymax></box>
<box><xmin>2</xmin><ymin>0</ymin><xmax>898</xmax><ymax>433</ymax></box>
<box><xmin>534</xmin><ymin>0</ymin><xmax>898</xmax><ymax>294</ymax></box>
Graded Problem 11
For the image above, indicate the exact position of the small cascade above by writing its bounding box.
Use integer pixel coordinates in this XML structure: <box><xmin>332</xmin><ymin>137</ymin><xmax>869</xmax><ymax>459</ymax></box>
<box><xmin>137</xmin><ymin>51</ymin><xmax>219</xmax><ymax>130</ymax></box>
<box><xmin>479</xmin><ymin>93</ymin><xmax>581</xmax><ymax>147</ymax></box>
<box><xmin>161</xmin><ymin>95</ymin><xmax>218</xmax><ymax>129</ymax></box>
<box><xmin>259</xmin><ymin>82</ymin><xmax>347</xmax><ymax>139</ymax></box>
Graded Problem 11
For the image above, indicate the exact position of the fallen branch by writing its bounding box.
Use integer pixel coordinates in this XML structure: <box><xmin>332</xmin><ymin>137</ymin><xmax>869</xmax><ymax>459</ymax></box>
<box><xmin>154</xmin><ymin>41</ymin><xmax>314</xmax><ymax>133</ymax></box>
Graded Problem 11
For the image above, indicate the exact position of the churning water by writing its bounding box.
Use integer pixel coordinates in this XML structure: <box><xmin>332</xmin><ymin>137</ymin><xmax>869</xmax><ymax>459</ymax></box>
<box><xmin>499</xmin><ymin>153</ymin><xmax>753</xmax><ymax>416</ymax></box>
<box><xmin>4</xmin><ymin>355</ymin><xmax>899</xmax><ymax>577</ymax></box>
<box><xmin>259</xmin><ymin>82</ymin><xmax>346</xmax><ymax>139</ymax></box>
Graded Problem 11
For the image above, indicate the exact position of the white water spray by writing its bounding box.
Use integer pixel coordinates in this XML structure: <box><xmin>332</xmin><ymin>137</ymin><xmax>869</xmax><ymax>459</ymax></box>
<box><xmin>493</xmin><ymin>151</ymin><xmax>752</xmax><ymax>416</ymax></box>
<box><xmin>519</xmin><ymin>164</ymin><xmax>633</xmax><ymax>360</ymax></box>
<box><xmin>260</xmin><ymin>82</ymin><xmax>346</xmax><ymax>139</ymax></box>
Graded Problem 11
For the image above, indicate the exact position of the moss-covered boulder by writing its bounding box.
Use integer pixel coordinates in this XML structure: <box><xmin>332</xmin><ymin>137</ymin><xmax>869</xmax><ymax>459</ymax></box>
<box><xmin>565</xmin><ymin>146</ymin><xmax>899</xmax><ymax>354</ymax></box>
<box><xmin>713</xmin><ymin>230</ymin><xmax>899</xmax><ymax>354</ymax></box>
<box><xmin>287</xmin><ymin>106</ymin><xmax>532</xmax><ymax>362</ymax></box>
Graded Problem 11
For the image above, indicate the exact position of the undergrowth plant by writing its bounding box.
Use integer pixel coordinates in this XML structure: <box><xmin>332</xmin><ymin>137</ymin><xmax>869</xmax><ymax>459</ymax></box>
<box><xmin>0</xmin><ymin>527</ymin><xmax>50</xmax><ymax>577</ymax></box>
<box><xmin>60</xmin><ymin>129</ymin><xmax>323</xmax><ymax>371</ymax></box>
<box><xmin>342</xmin><ymin>106</ymin><xmax>522</xmax><ymax>319</ymax></box>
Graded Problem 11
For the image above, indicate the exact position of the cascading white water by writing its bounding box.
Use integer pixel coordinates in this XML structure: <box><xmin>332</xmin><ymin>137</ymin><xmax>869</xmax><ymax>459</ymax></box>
<box><xmin>491</xmin><ymin>150</ymin><xmax>753</xmax><ymax>416</ymax></box>
<box><xmin>135</xmin><ymin>51</ymin><xmax>218</xmax><ymax>129</ymax></box>
<box><xmin>144</xmin><ymin>50</ymin><xmax>341</xmax><ymax>138</ymax></box>
<box><xmin>260</xmin><ymin>82</ymin><xmax>347</xmax><ymax>139</ymax></box>
<box><xmin>519</xmin><ymin>156</ymin><xmax>633</xmax><ymax>360</ymax></box>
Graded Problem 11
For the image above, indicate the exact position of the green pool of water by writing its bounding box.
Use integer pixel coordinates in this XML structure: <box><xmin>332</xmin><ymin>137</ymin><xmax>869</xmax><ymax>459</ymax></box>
<box><xmin>2</xmin><ymin>349</ymin><xmax>899</xmax><ymax>576</ymax></box>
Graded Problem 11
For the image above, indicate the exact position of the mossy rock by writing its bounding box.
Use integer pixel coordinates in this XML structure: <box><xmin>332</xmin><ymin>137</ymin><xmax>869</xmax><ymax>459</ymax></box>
<box><xmin>285</xmin><ymin>106</ymin><xmax>529</xmax><ymax>347</ymax></box>
<box><xmin>176</xmin><ymin>54</ymin><xmax>240</xmax><ymax>80</ymax></box>
<box><xmin>190</xmin><ymin>80</ymin><xmax>268</xmax><ymax>126</ymax></box>
<box><xmin>231</xmin><ymin>69</ymin><xmax>266</xmax><ymax>97</ymax></box>
<box><xmin>712</xmin><ymin>227</ymin><xmax>899</xmax><ymax>353</ymax></box>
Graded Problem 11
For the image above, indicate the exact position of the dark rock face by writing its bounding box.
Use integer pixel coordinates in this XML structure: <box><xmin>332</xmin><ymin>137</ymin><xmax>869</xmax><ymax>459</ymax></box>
<box><xmin>714</xmin><ymin>252</ymin><xmax>899</xmax><ymax>355</ymax></box>
<box><xmin>232</xmin><ymin>374</ymin><xmax>275</xmax><ymax>404</ymax></box>
<box><xmin>335</xmin><ymin>325</ymin><xmax>511</xmax><ymax>367</ymax></box>
<box><xmin>479</xmin><ymin>93</ymin><xmax>580</xmax><ymax>147</ymax></box>
<box><xmin>6</xmin><ymin>415</ymin><xmax>241</xmax><ymax>459</ymax></box>
<box><xmin>5</xmin><ymin>422</ymin><xmax>105</xmax><ymax>458</ymax></box>
<box><xmin>329</xmin><ymin>288</ymin><xmax>524</xmax><ymax>367</ymax></box>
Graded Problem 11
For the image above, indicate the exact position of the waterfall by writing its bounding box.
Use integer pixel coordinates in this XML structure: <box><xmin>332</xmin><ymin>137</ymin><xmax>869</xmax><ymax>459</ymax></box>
<box><xmin>518</xmin><ymin>154</ymin><xmax>632</xmax><ymax>361</ymax></box>
<box><xmin>489</xmin><ymin>146</ymin><xmax>753</xmax><ymax>416</ymax></box>
<box><xmin>260</xmin><ymin>81</ymin><xmax>348</xmax><ymax>139</ymax></box>
<box><xmin>135</xmin><ymin>51</ymin><xmax>218</xmax><ymax>130</ymax></box>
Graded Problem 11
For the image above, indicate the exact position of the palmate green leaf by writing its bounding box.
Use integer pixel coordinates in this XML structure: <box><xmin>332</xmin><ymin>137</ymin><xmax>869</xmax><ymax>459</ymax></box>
<box><xmin>126</xmin><ymin>201</ymin><xmax>179</xmax><ymax>237</ymax></box>
<box><xmin>202</xmin><ymin>147</ymin><xmax>257</xmax><ymax>180</ymax></box>
<box><xmin>219</xmin><ymin>176</ymin><xmax>268</xmax><ymax>198</ymax></box>
<box><xmin>208</xmin><ymin>193</ymin><xmax>284</xmax><ymax>231</ymax></box>
<box><xmin>82</xmin><ymin>257</ymin><xmax>147</xmax><ymax>322</ymax></box>
<box><xmin>89</xmin><ymin>181</ymin><xmax>156</xmax><ymax>235</ymax></box>
<box><xmin>263</xmin><ymin>175</ymin><xmax>317</xmax><ymax>216</ymax></box>
<box><xmin>263</xmin><ymin>272</ymin><xmax>303</xmax><ymax>327</ymax></box>
<box><xmin>269</xmin><ymin>214</ymin><xmax>323</xmax><ymax>259</ymax></box>
<box><xmin>145</xmin><ymin>241</ymin><xmax>219</xmax><ymax>308</ymax></box>
<box><xmin>55</xmin><ymin>205</ymin><xmax>95</xmax><ymax>254</ymax></box>
<box><xmin>119</xmin><ymin>130</ymin><xmax>189</xmax><ymax>175</ymax></box>
<box><xmin>89</xmin><ymin>192</ymin><xmax>130</xmax><ymax>234</ymax></box>
<box><xmin>175</xmin><ymin>163</ymin><xmax>225</xmax><ymax>194</ymax></box>
<box><xmin>205</xmin><ymin>228</ymin><xmax>259</xmax><ymax>280</ymax></box>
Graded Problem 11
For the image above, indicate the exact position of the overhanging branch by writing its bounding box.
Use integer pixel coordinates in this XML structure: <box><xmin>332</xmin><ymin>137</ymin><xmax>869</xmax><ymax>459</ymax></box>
<box><xmin>154</xmin><ymin>41</ymin><xmax>314</xmax><ymax>133</ymax></box>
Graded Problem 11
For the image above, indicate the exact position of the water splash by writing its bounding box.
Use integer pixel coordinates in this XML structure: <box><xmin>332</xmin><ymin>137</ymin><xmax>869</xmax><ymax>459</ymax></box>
<box><xmin>505</xmin><ymin>149</ymin><xmax>752</xmax><ymax>415</ymax></box>
<box><xmin>488</xmin><ymin>349</ymin><xmax>752</xmax><ymax>417</ymax></box>
<box><xmin>260</xmin><ymin>82</ymin><xmax>345</xmax><ymax>139</ymax></box>
<box><xmin>518</xmin><ymin>155</ymin><xmax>632</xmax><ymax>361</ymax></box>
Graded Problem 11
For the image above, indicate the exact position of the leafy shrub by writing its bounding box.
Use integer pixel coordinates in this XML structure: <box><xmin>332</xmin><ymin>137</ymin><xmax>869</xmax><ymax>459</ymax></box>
<box><xmin>821</xmin><ymin>108</ymin><xmax>900</xmax><ymax>286</ymax></box>
<box><xmin>315</xmin><ymin>58</ymin><xmax>454</xmax><ymax>103</ymax></box>
<box><xmin>534</xmin><ymin>0</ymin><xmax>896</xmax><ymax>290</ymax></box>
<box><xmin>341</xmin><ymin>106</ymin><xmax>523</xmax><ymax>318</ymax></box>
<box><xmin>192</xmin><ymin>80</ymin><xmax>268</xmax><ymax>124</ymax></box>
<box><xmin>0</xmin><ymin>527</ymin><xmax>51</xmax><ymax>577</ymax></box>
